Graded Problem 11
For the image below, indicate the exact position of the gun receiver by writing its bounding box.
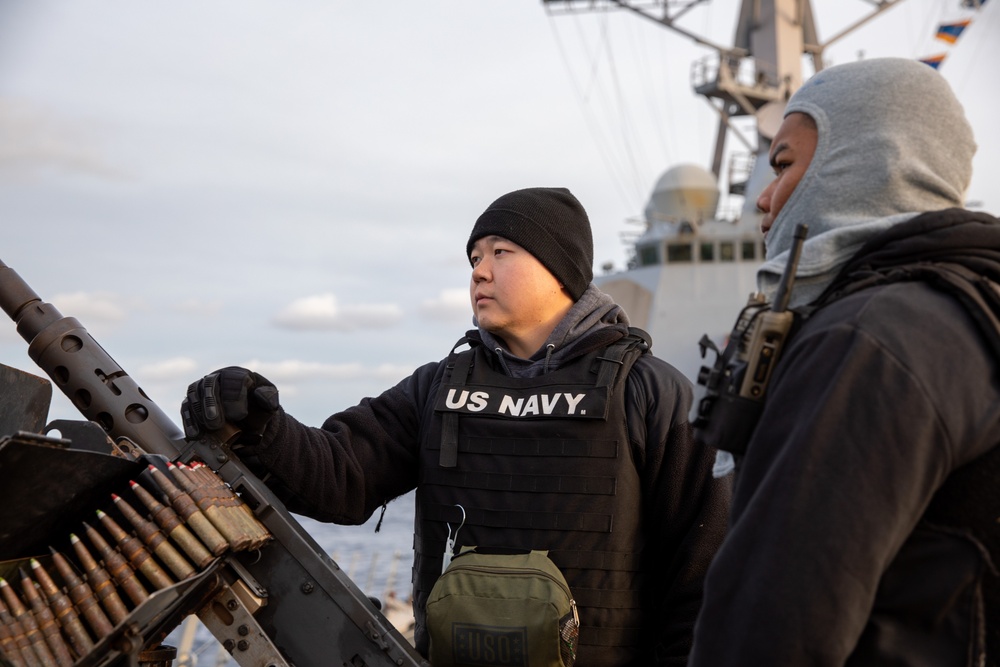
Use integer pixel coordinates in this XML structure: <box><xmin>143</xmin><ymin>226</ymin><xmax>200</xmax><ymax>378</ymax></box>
<box><xmin>0</xmin><ymin>259</ymin><xmax>427</xmax><ymax>667</ymax></box>
<box><xmin>692</xmin><ymin>224</ymin><xmax>808</xmax><ymax>454</ymax></box>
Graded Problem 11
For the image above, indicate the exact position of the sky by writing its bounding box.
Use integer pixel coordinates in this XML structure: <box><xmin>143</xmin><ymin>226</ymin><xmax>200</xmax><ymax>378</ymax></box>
<box><xmin>1</xmin><ymin>0</ymin><xmax>997</xmax><ymax>431</ymax></box>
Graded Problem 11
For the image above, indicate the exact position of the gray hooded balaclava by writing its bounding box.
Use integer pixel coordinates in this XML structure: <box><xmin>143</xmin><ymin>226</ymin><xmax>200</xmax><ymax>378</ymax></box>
<box><xmin>758</xmin><ymin>57</ymin><xmax>977</xmax><ymax>306</ymax></box>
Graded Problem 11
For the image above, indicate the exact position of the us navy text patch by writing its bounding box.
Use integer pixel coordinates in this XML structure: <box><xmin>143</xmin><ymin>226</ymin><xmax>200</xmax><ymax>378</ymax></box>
<box><xmin>435</xmin><ymin>384</ymin><xmax>608</xmax><ymax>419</ymax></box>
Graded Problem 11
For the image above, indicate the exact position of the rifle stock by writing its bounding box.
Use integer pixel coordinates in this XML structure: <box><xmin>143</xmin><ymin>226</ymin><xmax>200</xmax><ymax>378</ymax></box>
<box><xmin>0</xmin><ymin>259</ymin><xmax>426</xmax><ymax>667</ymax></box>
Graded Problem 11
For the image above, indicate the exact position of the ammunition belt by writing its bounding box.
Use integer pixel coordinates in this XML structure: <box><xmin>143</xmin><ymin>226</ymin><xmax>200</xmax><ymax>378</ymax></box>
<box><xmin>0</xmin><ymin>460</ymin><xmax>271</xmax><ymax>667</ymax></box>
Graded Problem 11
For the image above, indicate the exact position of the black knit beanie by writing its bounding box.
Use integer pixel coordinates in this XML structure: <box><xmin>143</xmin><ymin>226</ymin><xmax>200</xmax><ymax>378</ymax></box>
<box><xmin>466</xmin><ymin>187</ymin><xmax>594</xmax><ymax>301</ymax></box>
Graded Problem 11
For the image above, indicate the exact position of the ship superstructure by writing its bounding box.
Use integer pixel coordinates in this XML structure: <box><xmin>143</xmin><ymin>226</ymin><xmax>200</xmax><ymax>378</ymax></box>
<box><xmin>544</xmin><ymin>0</ymin><xmax>908</xmax><ymax>379</ymax></box>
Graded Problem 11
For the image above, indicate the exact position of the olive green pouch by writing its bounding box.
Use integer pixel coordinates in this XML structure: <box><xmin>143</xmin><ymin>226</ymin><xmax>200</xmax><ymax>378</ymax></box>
<box><xmin>427</xmin><ymin>547</ymin><xmax>579</xmax><ymax>667</ymax></box>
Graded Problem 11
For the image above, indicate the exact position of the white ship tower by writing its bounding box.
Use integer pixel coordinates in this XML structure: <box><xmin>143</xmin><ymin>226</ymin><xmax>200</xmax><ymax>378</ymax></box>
<box><xmin>597</xmin><ymin>162</ymin><xmax>764</xmax><ymax>382</ymax></box>
<box><xmin>545</xmin><ymin>0</ymin><xmax>905</xmax><ymax>382</ymax></box>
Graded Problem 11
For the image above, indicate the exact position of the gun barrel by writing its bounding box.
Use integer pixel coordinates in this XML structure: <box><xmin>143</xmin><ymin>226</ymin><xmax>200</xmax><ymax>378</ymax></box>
<box><xmin>0</xmin><ymin>259</ymin><xmax>41</xmax><ymax>326</ymax></box>
<box><xmin>0</xmin><ymin>259</ymin><xmax>186</xmax><ymax>459</ymax></box>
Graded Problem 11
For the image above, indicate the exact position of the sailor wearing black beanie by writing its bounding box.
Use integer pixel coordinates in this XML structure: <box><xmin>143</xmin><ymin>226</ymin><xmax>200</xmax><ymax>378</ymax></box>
<box><xmin>182</xmin><ymin>183</ymin><xmax>729</xmax><ymax>667</ymax></box>
<box><xmin>466</xmin><ymin>187</ymin><xmax>594</xmax><ymax>301</ymax></box>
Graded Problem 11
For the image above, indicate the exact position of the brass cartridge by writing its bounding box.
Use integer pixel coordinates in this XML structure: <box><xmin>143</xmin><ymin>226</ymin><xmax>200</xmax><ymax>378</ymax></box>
<box><xmin>0</xmin><ymin>609</ymin><xmax>30</xmax><ymax>667</ymax></box>
<box><xmin>49</xmin><ymin>548</ymin><xmax>114</xmax><ymax>638</ymax></box>
<box><xmin>75</xmin><ymin>527</ymin><xmax>147</xmax><ymax>610</ymax></box>
<box><xmin>190</xmin><ymin>462</ymin><xmax>270</xmax><ymax>548</ymax></box>
<box><xmin>0</xmin><ymin>578</ymin><xmax>59</xmax><ymax>667</ymax></box>
<box><xmin>146</xmin><ymin>464</ymin><xmax>228</xmax><ymax>556</ymax></box>
<box><xmin>129</xmin><ymin>480</ymin><xmax>214</xmax><ymax>568</ymax></box>
<box><xmin>94</xmin><ymin>511</ymin><xmax>174</xmax><ymax>591</ymax></box>
<box><xmin>69</xmin><ymin>534</ymin><xmax>131</xmax><ymax>624</ymax></box>
<box><xmin>0</xmin><ymin>595</ymin><xmax>38</xmax><ymax>667</ymax></box>
<box><xmin>29</xmin><ymin>559</ymin><xmax>93</xmax><ymax>657</ymax></box>
<box><xmin>173</xmin><ymin>463</ymin><xmax>224</xmax><ymax>518</ymax></box>
<box><xmin>111</xmin><ymin>494</ymin><xmax>195</xmax><ymax>580</ymax></box>
<box><xmin>167</xmin><ymin>463</ymin><xmax>251</xmax><ymax>551</ymax></box>
<box><xmin>17</xmin><ymin>573</ymin><xmax>74</xmax><ymax>667</ymax></box>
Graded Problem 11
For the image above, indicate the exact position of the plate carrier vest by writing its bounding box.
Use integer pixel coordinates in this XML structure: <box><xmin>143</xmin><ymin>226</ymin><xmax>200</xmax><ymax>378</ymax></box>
<box><xmin>411</xmin><ymin>329</ymin><xmax>652</xmax><ymax>665</ymax></box>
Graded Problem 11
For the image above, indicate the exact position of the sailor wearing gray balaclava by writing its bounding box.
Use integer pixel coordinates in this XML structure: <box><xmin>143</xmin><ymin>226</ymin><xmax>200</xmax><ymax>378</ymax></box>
<box><xmin>691</xmin><ymin>58</ymin><xmax>1000</xmax><ymax>666</ymax></box>
<box><xmin>757</xmin><ymin>57</ymin><xmax>976</xmax><ymax>307</ymax></box>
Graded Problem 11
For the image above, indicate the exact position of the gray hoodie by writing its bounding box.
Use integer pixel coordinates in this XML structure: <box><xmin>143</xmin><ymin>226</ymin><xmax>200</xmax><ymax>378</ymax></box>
<box><xmin>757</xmin><ymin>57</ymin><xmax>977</xmax><ymax>307</ymax></box>
<box><xmin>476</xmin><ymin>283</ymin><xmax>630</xmax><ymax>377</ymax></box>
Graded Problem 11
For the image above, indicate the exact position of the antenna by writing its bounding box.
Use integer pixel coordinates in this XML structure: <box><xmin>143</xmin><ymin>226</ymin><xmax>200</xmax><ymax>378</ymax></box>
<box><xmin>772</xmin><ymin>223</ymin><xmax>808</xmax><ymax>313</ymax></box>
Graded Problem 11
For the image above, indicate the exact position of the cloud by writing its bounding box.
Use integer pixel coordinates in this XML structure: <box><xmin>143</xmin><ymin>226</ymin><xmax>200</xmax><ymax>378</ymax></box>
<box><xmin>51</xmin><ymin>291</ymin><xmax>128</xmax><ymax>324</ymax></box>
<box><xmin>137</xmin><ymin>356</ymin><xmax>199</xmax><ymax>382</ymax></box>
<box><xmin>418</xmin><ymin>288</ymin><xmax>470</xmax><ymax>323</ymax></box>
<box><xmin>243</xmin><ymin>359</ymin><xmax>415</xmax><ymax>384</ymax></box>
<box><xmin>272</xmin><ymin>293</ymin><xmax>403</xmax><ymax>331</ymax></box>
<box><xmin>0</xmin><ymin>98</ymin><xmax>122</xmax><ymax>179</ymax></box>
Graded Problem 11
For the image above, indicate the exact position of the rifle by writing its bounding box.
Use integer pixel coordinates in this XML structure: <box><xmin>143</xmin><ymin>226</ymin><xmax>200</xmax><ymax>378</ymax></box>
<box><xmin>0</xmin><ymin>258</ymin><xmax>427</xmax><ymax>667</ymax></box>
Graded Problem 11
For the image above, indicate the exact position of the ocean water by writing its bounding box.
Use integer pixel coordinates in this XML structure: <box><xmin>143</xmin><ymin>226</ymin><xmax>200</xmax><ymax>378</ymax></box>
<box><xmin>165</xmin><ymin>490</ymin><xmax>418</xmax><ymax>666</ymax></box>
<box><xmin>299</xmin><ymin>489</ymin><xmax>418</xmax><ymax>600</ymax></box>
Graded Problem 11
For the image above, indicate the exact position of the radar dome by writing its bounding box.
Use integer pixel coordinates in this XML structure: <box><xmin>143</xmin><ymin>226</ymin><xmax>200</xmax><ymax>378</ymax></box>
<box><xmin>644</xmin><ymin>163</ymin><xmax>720</xmax><ymax>225</ymax></box>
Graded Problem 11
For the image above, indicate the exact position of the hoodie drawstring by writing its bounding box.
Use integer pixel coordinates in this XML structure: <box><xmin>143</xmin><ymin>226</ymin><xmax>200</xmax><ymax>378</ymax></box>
<box><xmin>493</xmin><ymin>343</ymin><xmax>559</xmax><ymax>376</ymax></box>
<box><xmin>543</xmin><ymin>343</ymin><xmax>555</xmax><ymax>374</ymax></box>
<box><xmin>494</xmin><ymin>347</ymin><xmax>513</xmax><ymax>375</ymax></box>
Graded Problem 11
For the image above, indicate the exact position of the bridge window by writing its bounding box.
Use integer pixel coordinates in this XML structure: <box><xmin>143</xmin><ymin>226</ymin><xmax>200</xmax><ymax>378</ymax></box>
<box><xmin>699</xmin><ymin>242</ymin><xmax>714</xmax><ymax>262</ymax></box>
<box><xmin>720</xmin><ymin>241</ymin><xmax>735</xmax><ymax>262</ymax></box>
<box><xmin>741</xmin><ymin>240</ymin><xmax>757</xmax><ymax>260</ymax></box>
<box><xmin>637</xmin><ymin>244</ymin><xmax>659</xmax><ymax>267</ymax></box>
<box><xmin>666</xmin><ymin>242</ymin><xmax>693</xmax><ymax>263</ymax></box>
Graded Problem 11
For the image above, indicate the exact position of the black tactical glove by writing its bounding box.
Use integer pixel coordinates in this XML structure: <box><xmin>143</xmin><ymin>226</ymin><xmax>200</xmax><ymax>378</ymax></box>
<box><xmin>181</xmin><ymin>366</ymin><xmax>280</xmax><ymax>440</ymax></box>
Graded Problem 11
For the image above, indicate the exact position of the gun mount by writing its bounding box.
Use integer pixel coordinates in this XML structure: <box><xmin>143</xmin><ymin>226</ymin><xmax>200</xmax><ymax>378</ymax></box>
<box><xmin>0</xmin><ymin>259</ymin><xmax>427</xmax><ymax>667</ymax></box>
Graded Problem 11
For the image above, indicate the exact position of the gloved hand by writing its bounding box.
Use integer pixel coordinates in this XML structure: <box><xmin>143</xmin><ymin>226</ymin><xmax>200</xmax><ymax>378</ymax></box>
<box><xmin>181</xmin><ymin>366</ymin><xmax>280</xmax><ymax>440</ymax></box>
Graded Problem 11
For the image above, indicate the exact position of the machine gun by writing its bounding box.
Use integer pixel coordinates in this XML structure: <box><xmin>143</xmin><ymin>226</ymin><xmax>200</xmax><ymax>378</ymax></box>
<box><xmin>0</xmin><ymin>259</ymin><xmax>427</xmax><ymax>667</ymax></box>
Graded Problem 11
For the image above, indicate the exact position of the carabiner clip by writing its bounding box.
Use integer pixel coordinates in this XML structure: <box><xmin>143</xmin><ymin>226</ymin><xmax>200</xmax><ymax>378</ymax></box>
<box><xmin>441</xmin><ymin>504</ymin><xmax>466</xmax><ymax>574</ymax></box>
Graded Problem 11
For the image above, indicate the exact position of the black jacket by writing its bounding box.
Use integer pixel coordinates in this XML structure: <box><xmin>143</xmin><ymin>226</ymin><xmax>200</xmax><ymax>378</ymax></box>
<box><xmin>691</xmin><ymin>209</ymin><xmax>1000</xmax><ymax>666</ymax></box>
<box><xmin>254</xmin><ymin>325</ymin><xmax>730</xmax><ymax>664</ymax></box>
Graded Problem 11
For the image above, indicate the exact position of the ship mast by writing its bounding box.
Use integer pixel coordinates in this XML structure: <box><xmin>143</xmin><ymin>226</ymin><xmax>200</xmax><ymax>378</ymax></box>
<box><xmin>543</xmin><ymin>0</ymin><xmax>906</xmax><ymax>227</ymax></box>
